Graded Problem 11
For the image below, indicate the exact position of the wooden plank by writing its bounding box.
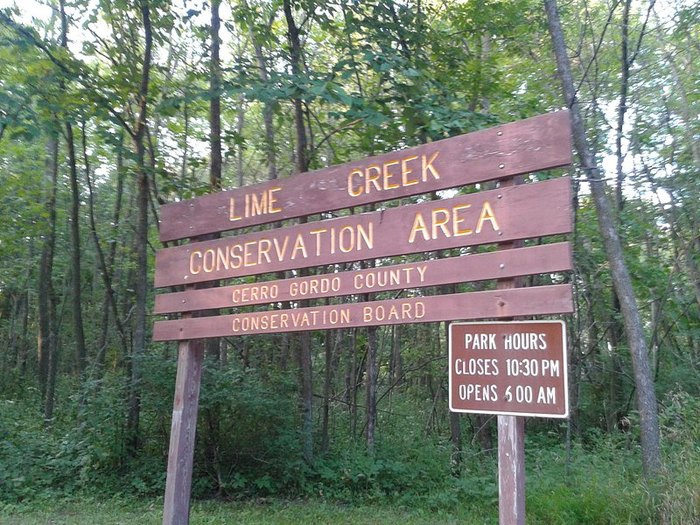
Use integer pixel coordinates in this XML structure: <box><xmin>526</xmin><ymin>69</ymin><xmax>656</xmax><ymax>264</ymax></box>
<box><xmin>154</xmin><ymin>177</ymin><xmax>572</xmax><ymax>288</ymax></box>
<box><xmin>152</xmin><ymin>284</ymin><xmax>573</xmax><ymax>341</ymax></box>
<box><xmin>159</xmin><ymin>111</ymin><xmax>572</xmax><ymax>242</ymax></box>
<box><xmin>154</xmin><ymin>242</ymin><xmax>572</xmax><ymax>314</ymax></box>
<box><xmin>162</xmin><ymin>337</ymin><xmax>204</xmax><ymax>525</ymax></box>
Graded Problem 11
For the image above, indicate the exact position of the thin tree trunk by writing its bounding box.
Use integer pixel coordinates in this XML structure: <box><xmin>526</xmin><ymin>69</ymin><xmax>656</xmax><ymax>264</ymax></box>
<box><xmin>236</xmin><ymin>98</ymin><xmax>245</xmax><ymax>187</ymax></box>
<box><xmin>209</xmin><ymin>0</ymin><xmax>222</xmax><ymax>193</ymax></box>
<box><xmin>284</xmin><ymin>0</ymin><xmax>308</xmax><ymax>173</ymax></box>
<box><xmin>81</xmin><ymin>123</ymin><xmax>128</xmax><ymax>376</ymax></box>
<box><xmin>321</xmin><ymin>318</ymin><xmax>335</xmax><ymax>454</ymax></box>
<box><xmin>65</xmin><ymin>123</ymin><xmax>87</xmax><ymax>374</ymax></box>
<box><xmin>206</xmin><ymin>0</ymin><xmax>223</xmax><ymax>362</ymax></box>
<box><xmin>60</xmin><ymin>0</ymin><xmax>87</xmax><ymax>375</ymax></box>
<box><xmin>244</xmin><ymin>0</ymin><xmax>278</xmax><ymax>181</ymax></box>
<box><xmin>43</xmin><ymin>286</ymin><xmax>60</xmax><ymax>424</ymax></box>
<box><xmin>545</xmin><ymin>0</ymin><xmax>662</xmax><ymax>478</ymax></box>
<box><xmin>127</xmin><ymin>0</ymin><xmax>153</xmax><ymax>455</ymax></box>
<box><xmin>284</xmin><ymin>0</ymin><xmax>314</xmax><ymax>464</ymax></box>
<box><xmin>38</xmin><ymin>134</ymin><xmax>58</xmax><ymax>404</ymax></box>
<box><xmin>615</xmin><ymin>0</ymin><xmax>631</xmax><ymax>210</ymax></box>
<box><xmin>365</xmin><ymin>324</ymin><xmax>378</xmax><ymax>454</ymax></box>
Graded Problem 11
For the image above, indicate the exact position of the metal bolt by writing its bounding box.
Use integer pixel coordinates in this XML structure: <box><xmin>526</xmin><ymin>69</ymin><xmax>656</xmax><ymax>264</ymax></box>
<box><xmin>497</xmin><ymin>194</ymin><xmax>503</xmax><ymax>199</ymax></box>
<box><xmin>497</xmin><ymin>131</ymin><xmax>503</xmax><ymax>136</ymax></box>
<box><xmin>498</xmin><ymin>231</ymin><xmax>503</xmax><ymax>236</ymax></box>
<box><xmin>499</xmin><ymin>163</ymin><xmax>505</xmax><ymax>169</ymax></box>
<box><xmin>499</xmin><ymin>263</ymin><xmax>505</xmax><ymax>269</ymax></box>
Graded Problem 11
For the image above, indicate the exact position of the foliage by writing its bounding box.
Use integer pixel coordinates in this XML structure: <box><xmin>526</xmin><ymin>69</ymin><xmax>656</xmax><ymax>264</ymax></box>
<box><xmin>0</xmin><ymin>0</ymin><xmax>699</xmax><ymax>521</ymax></box>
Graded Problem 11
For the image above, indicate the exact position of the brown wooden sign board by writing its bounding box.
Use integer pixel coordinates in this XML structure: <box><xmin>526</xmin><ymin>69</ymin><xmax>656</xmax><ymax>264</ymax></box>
<box><xmin>153</xmin><ymin>284</ymin><xmax>573</xmax><ymax>341</ymax></box>
<box><xmin>154</xmin><ymin>242</ymin><xmax>572</xmax><ymax>314</ymax></box>
<box><xmin>449</xmin><ymin>321</ymin><xmax>568</xmax><ymax>418</ymax></box>
<box><xmin>159</xmin><ymin>111</ymin><xmax>571</xmax><ymax>242</ymax></box>
<box><xmin>154</xmin><ymin>177</ymin><xmax>572</xmax><ymax>288</ymax></box>
<box><xmin>155</xmin><ymin>111</ymin><xmax>575</xmax><ymax>525</ymax></box>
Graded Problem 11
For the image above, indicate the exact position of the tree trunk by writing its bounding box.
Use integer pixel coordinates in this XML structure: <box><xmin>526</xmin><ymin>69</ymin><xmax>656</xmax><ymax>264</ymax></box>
<box><xmin>65</xmin><ymin>123</ymin><xmax>87</xmax><ymax>374</ymax></box>
<box><xmin>209</xmin><ymin>0</ymin><xmax>222</xmax><ymax>192</ymax></box>
<box><xmin>615</xmin><ymin>0</ymin><xmax>631</xmax><ymax>210</ymax></box>
<box><xmin>244</xmin><ymin>0</ymin><xmax>278</xmax><ymax>181</ymax></box>
<box><xmin>94</xmin><ymin>132</ymin><xmax>127</xmax><ymax>373</ymax></box>
<box><xmin>60</xmin><ymin>0</ymin><xmax>87</xmax><ymax>375</ymax></box>
<box><xmin>38</xmin><ymin>133</ymin><xmax>58</xmax><ymax>405</ymax></box>
<box><xmin>321</xmin><ymin>320</ymin><xmax>335</xmax><ymax>454</ymax></box>
<box><xmin>284</xmin><ymin>0</ymin><xmax>314</xmax><ymax>464</ymax></box>
<box><xmin>283</xmin><ymin>0</ymin><xmax>308</xmax><ymax>173</ymax></box>
<box><xmin>389</xmin><ymin>325</ymin><xmax>402</xmax><ymax>386</ymax></box>
<box><xmin>206</xmin><ymin>0</ymin><xmax>223</xmax><ymax>362</ymax></box>
<box><xmin>365</xmin><ymin>323</ymin><xmax>378</xmax><ymax>454</ymax></box>
<box><xmin>545</xmin><ymin>0</ymin><xmax>662</xmax><ymax>478</ymax></box>
<box><xmin>127</xmin><ymin>0</ymin><xmax>153</xmax><ymax>455</ymax></box>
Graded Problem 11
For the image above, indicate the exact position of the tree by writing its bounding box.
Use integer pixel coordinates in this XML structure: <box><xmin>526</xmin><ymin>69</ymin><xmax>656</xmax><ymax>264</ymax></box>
<box><xmin>544</xmin><ymin>0</ymin><xmax>662</xmax><ymax>478</ymax></box>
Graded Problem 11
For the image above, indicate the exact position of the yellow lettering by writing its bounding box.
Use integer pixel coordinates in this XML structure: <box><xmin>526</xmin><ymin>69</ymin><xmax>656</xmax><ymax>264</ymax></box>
<box><xmin>309</xmin><ymin>228</ymin><xmax>327</xmax><ymax>256</ymax></box>
<box><xmin>250</xmin><ymin>191</ymin><xmax>266</xmax><ymax>216</ymax></box>
<box><xmin>383</xmin><ymin>160</ymin><xmax>400</xmax><ymax>190</ymax></box>
<box><xmin>339</xmin><ymin>226</ymin><xmax>355</xmax><ymax>253</ymax></box>
<box><xmin>268</xmin><ymin>187</ymin><xmax>282</xmax><ymax>213</ymax></box>
<box><xmin>273</xmin><ymin>236</ymin><xmax>289</xmax><ymax>261</ymax></box>
<box><xmin>189</xmin><ymin>250</ymin><xmax>202</xmax><ymax>274</ymax></box>
<box><xmin>203</xmin><ymin>249</ymin><xmax>215</xmax><ymax>273</ymax></box>
<box><xmin>401</xmin><ymin>155</ymin><xmax>419</xmax><ymax>186</ymax></box>
<box><xmin>291</xmin><ymin>234</ymin><xmax>308</xmax><ymax>259</ymax></box>
<box><xmin>408</xmin><ymin>212</ymin><xmax>430</xmax><ymax>243</ymax></box>
<box><xmin>258</xmin><ymin>239</ymin><xmax>272</xmax><ymax>264</ymax></box>
<box><xmin>229</xmin><ymin>197</ymin><xmax>242</xmax><ymax>221</ymax></box>
<box><xmin>365</xmin><ymin>165</ymin><xmax>382</xmax><ymax>193</ymax></box>
<box><xmin>216</xmin><ymin>247</ymin><xmax>229</xmax><ymax>271</ymax></box>
<box><xmin>357</xmin><ymin>222</ymin><xmax>374</xmax><ymax>250</ymax></box>
<box><xmin>421</xmin><ymin>151</ymin><xmax>440</xmax><ymax>181</ymax></box>
<box><xmin>476</xmin><ymin>201</ymin><xmax>499</xmax><ymax>233</ymax></box>
<box><xmin>230</xmin><ymin>244</ymin><xmax>243</xmax><ymax>269</ymax></box>
<box><xmin>243</xmin><ymin>241</ymin><xmax>257</xmax><ymax>267</ymax></box>
<box><xmin>431</xmin><ymin>208</ymin><xmax>451</xmax><ymax>239</ymax></box>
<box><xmin>452</xmin><ymin>204</ymin><xmax>473</xmax><ymax>236</ymax></box>
<box><xmin>348</xmin><ymin>169</ymin><xmax>363</xmax><ymax>197</ymax></box>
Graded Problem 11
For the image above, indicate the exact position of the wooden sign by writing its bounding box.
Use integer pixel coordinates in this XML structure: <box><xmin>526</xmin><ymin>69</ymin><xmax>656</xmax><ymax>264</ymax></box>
<box><xmin>449</xmin><ymin>321</ymin><xmax>568</xmax><ymax>418</ymax></box>
<box><xmin>155</xmin><ymin>242</ymin><xmax>572</xmax><ymax>314</ymax></box>
<box><xmin>154</xmin><ymin>177</ymin><xmax>572</xmax><ymax>288</ymax></box>
<box><xmin>156</xmin><ymin>111</ymin><xmax>575</xmax><ymax>525</ymax></box>
<box><xmin>159</xmin><ymin>111</ymin><xmax>572</xmax><ymax>242</ymax></box>
<box><xmin>153</xmin><ymin>285</ymin><xmax>572</xmax><ymax>341</ymax></box>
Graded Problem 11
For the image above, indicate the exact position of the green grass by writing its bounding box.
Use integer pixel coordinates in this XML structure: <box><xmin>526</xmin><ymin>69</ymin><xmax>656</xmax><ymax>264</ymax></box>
<box><xmin>0</xmin><ymin>497</ymin><xmax>495</xmax><ymax>525</ymax></box>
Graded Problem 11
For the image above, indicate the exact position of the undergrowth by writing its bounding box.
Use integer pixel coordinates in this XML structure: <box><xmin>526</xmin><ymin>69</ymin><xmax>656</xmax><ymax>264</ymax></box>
<box><xmin>1</xmin><ymin>370</ymin><xmax>698</xmax><ymax>523</ymax></box>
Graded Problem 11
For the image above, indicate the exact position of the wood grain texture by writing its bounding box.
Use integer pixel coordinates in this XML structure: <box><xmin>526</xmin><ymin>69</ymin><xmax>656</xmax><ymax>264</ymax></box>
<box><xmin>159</xmin><ymin>111</ymin><xmax>571</xmax><ymax>241</ymax></box>
<box><xmin>154</xmin><ymin>242</ymin><xmax>572</xmax><ymax>314</ymax></box>
<box><xmin>154</xmin><ymin>177</ymin><xmax>572</xmax><ymax>288</ymax></box>
<box><xmin>152</xmin><ymin>284</ymin><xmax>573</xmax><ymax>341</ymax></box>
<box><xmin>162</xmin><ymin>337</ymin><xmax>204</xmax><ymax>525</ymax></box>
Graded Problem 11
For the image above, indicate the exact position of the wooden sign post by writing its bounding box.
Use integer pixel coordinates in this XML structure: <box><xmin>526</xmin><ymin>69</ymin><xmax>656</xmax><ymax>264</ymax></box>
<box><xmin>449</xmin><ymin>321</ymin><xmax>568</xmax><ymax>524</ymax></box>
<box><xmin>153</xmin><ymin>111</ymin><xmax>573</xmax><ymax>524</ymax></box>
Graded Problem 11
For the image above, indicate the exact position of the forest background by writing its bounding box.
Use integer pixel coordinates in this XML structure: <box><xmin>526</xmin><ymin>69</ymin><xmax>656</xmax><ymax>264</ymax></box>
<box><xmin>0</xmin><ymin>0</ymin><xmax>698</xmax><ymax>523</ymax></box>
